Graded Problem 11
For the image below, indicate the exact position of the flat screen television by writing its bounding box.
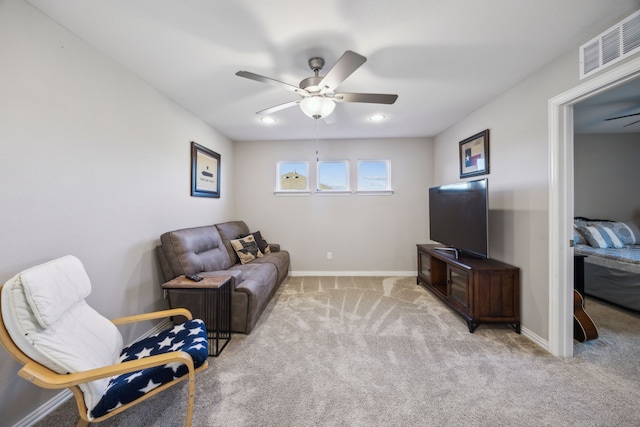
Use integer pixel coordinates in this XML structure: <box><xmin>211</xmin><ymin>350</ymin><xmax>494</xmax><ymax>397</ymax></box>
<box><xmin>428</xmin><ymin>178</ymin><xmax>489</xmax><ymax>259</ymax></box>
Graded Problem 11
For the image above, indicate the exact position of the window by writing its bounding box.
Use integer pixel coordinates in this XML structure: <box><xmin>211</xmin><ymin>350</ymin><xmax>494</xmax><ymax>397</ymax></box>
<box><xmin>276</xmin><ymin>161</ymin><xmax>309</xmax><ymax>192</ymax></box>
<box><xmin>317</xmin><ymin>160</ymin><xmax>349</xmax><ymax>192</ymax></box>
<box><xmin>357</xmin><ymin>160</ymin><xmax>392</xmax><ymax>193</ymax></box>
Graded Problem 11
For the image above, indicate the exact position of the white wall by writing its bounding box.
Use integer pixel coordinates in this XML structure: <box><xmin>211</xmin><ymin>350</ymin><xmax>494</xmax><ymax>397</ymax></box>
<box><xmin>575</xmin><ymin>133</ymin><xmax>640</xmax><ymax>222</ymax></box>
<box><xmin>234</xmin><ymin>137</ymin><xmax>433</xmax><ymax>274</ymax></box>
<box><xmin>0</xmin><ymin>1</ymin><xmax>235</xmax><ymax>424</ymax></box>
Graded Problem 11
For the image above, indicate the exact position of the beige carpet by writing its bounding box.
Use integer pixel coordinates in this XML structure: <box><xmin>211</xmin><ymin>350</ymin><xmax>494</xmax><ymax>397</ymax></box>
<box><xmin>36</xmin><ymin>276</ymin><xmax>640</xmax><ymax>426</ymax></box>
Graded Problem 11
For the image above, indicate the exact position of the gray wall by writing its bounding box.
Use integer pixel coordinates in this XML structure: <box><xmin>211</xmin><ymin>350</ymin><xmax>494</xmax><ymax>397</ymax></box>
<box><xmin>234</xmin><ymin>137</ymin><xmax>433</xmax><ymax>274</ymax></box>
<box><xmin>0</xmin><ymin>1</ymin><xmax>235</xmax><ymax>425</ymax></box>
<box><xmin>2</xmin><ymin>0</ymin><xmax>640</xmax><ymax>424</ymax></box>
<box><xmin>574</xmin><ymin>133</ymin><xmax>640</xmax><ymax>223</ymax></box>
<box><xmin>433</xmin><ymin>49</ymin><xmax>599</xmax><ymax>342</ymax></box>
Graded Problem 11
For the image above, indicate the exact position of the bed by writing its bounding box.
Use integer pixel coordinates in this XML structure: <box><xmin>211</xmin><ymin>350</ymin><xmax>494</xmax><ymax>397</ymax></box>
<box><xmin>573</xmin><ymin>218</ymin><xmax>640</xmax><ymax>312</ymax></box>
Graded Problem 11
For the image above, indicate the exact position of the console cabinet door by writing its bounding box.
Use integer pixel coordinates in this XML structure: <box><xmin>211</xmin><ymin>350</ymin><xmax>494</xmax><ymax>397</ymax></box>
<box><xmin>418</xmin><ymin>250</ymin><xmax>432</xmax><ymax>286</ymax></box>
<box><xmin>447</xmin><ymin>265</ymin><xmax>469</xmax><ymax>311</ymax></box>
<box><xmin>472</xmin><ymin>271</ymin><xmax>519</xmax><ymax>321</ymax></box>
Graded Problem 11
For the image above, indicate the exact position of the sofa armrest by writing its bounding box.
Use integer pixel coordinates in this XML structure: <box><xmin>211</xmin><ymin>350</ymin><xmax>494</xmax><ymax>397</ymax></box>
<box><xmin>155</xmin><ymin>245</ymin><xmax>175</xmax><ymax>282</ymax></box>
<box><xmin>267</xmin><ymin>243</ymin><xmax>280</xmax><ymax>252</ymax></box>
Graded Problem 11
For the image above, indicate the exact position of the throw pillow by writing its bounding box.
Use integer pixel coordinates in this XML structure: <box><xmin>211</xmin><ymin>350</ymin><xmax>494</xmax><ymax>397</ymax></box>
<box><xmin>250</xmin><ymin>230</ymin><xmax>271</xmax><ymax>254</ymax></box>
<box><xmin>230</xmin><ymin>235</ymin><xmax>263</xmax><ymax>264</ymax></box>
<box><xmin>578</xmin><ymin>225</ymin><xmax>624</xmax><ymax>249</ymax></box>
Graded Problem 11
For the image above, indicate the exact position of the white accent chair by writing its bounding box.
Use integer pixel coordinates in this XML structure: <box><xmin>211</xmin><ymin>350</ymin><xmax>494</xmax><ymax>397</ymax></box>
<box><xmin>0</xmin><ymin>255</ymin><xmax>209</xmax><ymax>426</ymax></box>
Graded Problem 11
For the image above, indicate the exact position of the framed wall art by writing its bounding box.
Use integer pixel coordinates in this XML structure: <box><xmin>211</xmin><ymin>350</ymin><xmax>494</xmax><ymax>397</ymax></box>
<box><xmin>459</xmin><ymin>129</ymin><xmax>489</xmax><ymax>178</ymax></box>
<box><xmin>191</xmin><ymin>141</ymin><xmax>220</xmax><ymax>198</ymax></box>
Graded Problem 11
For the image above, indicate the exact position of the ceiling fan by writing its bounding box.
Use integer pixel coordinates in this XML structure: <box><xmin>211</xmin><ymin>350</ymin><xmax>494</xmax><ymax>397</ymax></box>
<box><xmin>604</xmin><ymin>111</ymin><xmax>640</xmax><ymax>127</ymax></box>
<box><xmin>236</xmin><ymin>50</ymin><xmax>398</xmax><ymax>120</ymax></box>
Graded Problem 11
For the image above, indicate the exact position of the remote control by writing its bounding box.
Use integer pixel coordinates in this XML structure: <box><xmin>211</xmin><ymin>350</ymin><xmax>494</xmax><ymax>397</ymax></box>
<box><xmin>185</xmin><ymin>274</ymin><xmax>203</xmax><ymax>282</ymax></box>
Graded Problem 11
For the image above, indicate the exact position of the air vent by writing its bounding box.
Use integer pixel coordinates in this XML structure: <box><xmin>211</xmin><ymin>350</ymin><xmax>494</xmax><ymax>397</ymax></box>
<box><xmin>580</xmin><ymin>9</ymin><xmax>640</xmax><ymax>79</ymax></box>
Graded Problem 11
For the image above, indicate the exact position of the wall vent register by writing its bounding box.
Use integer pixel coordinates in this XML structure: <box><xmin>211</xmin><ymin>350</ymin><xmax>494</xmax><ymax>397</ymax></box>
<box><xmin>580</xmin><ymin>9</ymin><xmax>640</xmax><ymax>79</ymax></box>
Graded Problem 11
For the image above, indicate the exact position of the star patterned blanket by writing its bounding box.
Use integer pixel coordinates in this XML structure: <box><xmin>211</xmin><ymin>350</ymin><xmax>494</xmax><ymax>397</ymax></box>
<box><xmin>90</xmin><ymin>319</ymin><xmax>208</xmax><ymax>419</ymax></box>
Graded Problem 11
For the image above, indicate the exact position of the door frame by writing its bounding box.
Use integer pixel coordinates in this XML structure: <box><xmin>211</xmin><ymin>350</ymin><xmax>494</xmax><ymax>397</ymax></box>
<box><xmin>548</xmin><ymin>56</ymin><xmax>640</xmax><ymax>357</ymax></box>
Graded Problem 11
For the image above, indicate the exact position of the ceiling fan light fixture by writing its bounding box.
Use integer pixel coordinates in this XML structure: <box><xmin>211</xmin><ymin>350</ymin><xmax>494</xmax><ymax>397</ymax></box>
<box><xmin>300</xmin><ymin>96</ymin><xmax>335</xmax><ymax>119</ymax></box>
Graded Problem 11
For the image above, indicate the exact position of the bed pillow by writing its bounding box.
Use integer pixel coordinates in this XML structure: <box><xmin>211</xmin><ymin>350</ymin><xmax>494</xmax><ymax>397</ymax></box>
<box><xmin>573</xmin><ymin>225</ymin><xmax>587</xmax><ymax>245</ymax></box>
<box><xmin>605</xmin><ymin>221</ymin><xmax>640</xmax><ymax>245</ymax></box>
<box><xmin>578</xmin><ymin>225</ymin><xmax>624</xmax><ymax>249</ymax></box>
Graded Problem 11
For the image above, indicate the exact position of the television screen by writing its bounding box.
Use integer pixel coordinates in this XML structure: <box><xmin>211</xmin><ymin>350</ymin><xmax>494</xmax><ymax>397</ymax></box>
<box><xmin>428</xmin><ymin>178</ymin><xmax>488</xmax><ymax>258</ymax></box>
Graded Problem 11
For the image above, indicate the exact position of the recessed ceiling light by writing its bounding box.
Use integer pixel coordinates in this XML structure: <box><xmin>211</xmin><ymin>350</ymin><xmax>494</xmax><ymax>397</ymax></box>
<box><xmin>369</xmin><ymin>114</ymin><xmax>386</xmax><ymax>122</ymax></box>
<box><xmin>260</xmin><ymin>117</ymin><xmax>276</xmax><ymax>124</ymax></box>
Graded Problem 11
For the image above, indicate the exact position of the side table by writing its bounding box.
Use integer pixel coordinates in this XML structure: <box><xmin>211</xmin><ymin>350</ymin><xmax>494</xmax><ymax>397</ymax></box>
<box><xmin>574</xmin><ymin>254</ymin><xmax>587</xmax><ymax>297</ymax></box>
<box><xmin>162</xmin><ymin>275</ymin><xmax>232</xmax><ymax>357</ymax></box>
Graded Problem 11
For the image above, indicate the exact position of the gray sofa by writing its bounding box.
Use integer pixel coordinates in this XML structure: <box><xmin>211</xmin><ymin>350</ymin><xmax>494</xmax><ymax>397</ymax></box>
<box><xmin>156</xmin><ymin>221</ymin><xmax>290</xmax><ymax>334</ymax></box>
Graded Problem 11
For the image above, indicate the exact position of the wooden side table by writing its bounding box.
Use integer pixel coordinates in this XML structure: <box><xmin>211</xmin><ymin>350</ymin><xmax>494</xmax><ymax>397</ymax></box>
<box><xmin>162</xmin><ymin>275</ymin><xmax>232</xmax><ymax>357</ymax></box>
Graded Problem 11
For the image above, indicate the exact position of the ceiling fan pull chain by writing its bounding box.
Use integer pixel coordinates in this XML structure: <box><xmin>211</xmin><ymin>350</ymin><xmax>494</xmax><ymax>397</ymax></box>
<box><xmin>315</xmin><ymin>118</ymin><xmax>320</xmax><ymax>164</ymax></box>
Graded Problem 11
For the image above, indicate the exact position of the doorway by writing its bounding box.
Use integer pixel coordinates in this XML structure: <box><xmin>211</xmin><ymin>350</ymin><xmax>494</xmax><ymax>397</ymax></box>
<box><xmin>548</xmin><ymin>56</ymin><xmax>640</xmax><ymax>357</ymax></box>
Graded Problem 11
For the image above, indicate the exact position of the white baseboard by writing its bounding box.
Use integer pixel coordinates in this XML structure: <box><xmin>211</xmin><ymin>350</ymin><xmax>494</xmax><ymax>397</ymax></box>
<box><xmin>289</xmin><ymin>271</ymin><xmax>417</xmax><ymax>277</ymax></box>
<box><xmin>520</xmin><ymin>325</ymin><xmax>549</xmax><ymax>352</ymax></box>
<box><xmin>14</xmin><ymin>319</ymin><xmax>173</xmax><ymax>427</ymax></box>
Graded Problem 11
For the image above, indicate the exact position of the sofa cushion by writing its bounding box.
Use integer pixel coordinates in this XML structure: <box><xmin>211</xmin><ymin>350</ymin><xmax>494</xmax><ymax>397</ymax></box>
<box><xmin>160</xmin><ymin>226</ymin><xmax>232</xmax><ymax>277</ymax></box>
<box><xmin>215</xmin><ymin>221</ymin><xmax>251</xmax><ymax>264</ymax></box>
<box><xmin>229</xmin><ymin>262</ymin><xmax>278</xmax><ymax>331</ymax></box>
<box><xmin>250</xmin><ymin>251</ymin><xmax>290</xmax><ymax>286</ymax></box>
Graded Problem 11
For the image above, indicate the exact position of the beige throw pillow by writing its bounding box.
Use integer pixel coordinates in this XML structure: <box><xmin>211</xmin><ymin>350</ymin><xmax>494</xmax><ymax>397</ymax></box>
<box><xmin>230</xmin><ymin>235</ymin><xmax>263</xmax><ymax>264</ymax></box>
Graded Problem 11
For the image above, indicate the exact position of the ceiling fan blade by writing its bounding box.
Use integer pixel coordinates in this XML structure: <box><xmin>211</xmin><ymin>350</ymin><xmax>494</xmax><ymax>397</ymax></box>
<box><xmin>318</xmin><ymin>50</ymin><xmax>366</xmax><ymax>91</ymax></box>
<box><xmin>623</xmin><ymin>118</ymin><xmax>640</xmax><ymax>127</ymax></box>
<box><xmin>236</xmin><ymin>71</ymin><xmax>306</xmax><ymax>95</ymax></box>
<box><xmin>256</xmin><ymin>100</ymin><xmax>300</xmax><ymax>115</ymax></box>
<box><xmin>603</xmin><ymin>111</ymin><xmax>640</xmax><ymax>121</ymax></box>
<box><xmin>334</xmin><ymin>92</ymin><xmax>398</xmax><ymax>104</ymax></box>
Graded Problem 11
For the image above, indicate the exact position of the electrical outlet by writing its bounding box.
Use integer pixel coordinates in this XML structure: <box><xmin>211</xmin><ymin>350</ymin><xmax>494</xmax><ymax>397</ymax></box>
<box><xmin>327</xmin><ymin>252</ymin><xmax>332</xmax><ymax>260</ymax></box>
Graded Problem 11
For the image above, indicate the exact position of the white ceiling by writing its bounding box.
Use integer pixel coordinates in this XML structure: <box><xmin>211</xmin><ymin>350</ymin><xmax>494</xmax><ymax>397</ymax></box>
<box><xmin>574</xmin><ymin>76</ymin><xmax>640</xmax><ymax>134</ymax></box>
<box><xmin>26</xmin><ymin>0</ymin><xmax>640</xmax><ymax>141</ymax></box>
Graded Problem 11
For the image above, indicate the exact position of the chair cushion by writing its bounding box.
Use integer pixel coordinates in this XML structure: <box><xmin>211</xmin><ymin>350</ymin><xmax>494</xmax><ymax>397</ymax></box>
<box><xmin>90</xmin><ymin>319</ymin><xmax>209</xmax><ymax>419</ymax></box>
<box><xmin>20</xmin><ymin>255</ymin><xmax>92</xmax><ymax>328</ymax></box>
<box><xmin>1</xmin><ymin>256</ymin><xmax>123</xmax><ymax>415</ymax></box>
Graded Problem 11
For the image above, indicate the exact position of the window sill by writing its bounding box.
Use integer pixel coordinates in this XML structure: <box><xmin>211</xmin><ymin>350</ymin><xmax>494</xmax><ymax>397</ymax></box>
<box><xmin>274</xmin><ymin>191</ymin><xmax>311</xmax><ymax>197</ymax></box>
<box><xmin>315</xmin><ymin>190</ymin><xmax>352</xmax><ymax>196</ymax></box>
<box><xmin>355</xmin><ymin>190</ymin><xmax>394</xmax><ymax>196</ymax></box>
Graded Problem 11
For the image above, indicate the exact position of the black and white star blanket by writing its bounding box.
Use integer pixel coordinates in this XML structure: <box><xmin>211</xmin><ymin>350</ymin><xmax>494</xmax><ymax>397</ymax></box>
<box><xmin>90</xmin><ymin>319</ymin><xmax>208</xmax><ymax>419</ymax></box>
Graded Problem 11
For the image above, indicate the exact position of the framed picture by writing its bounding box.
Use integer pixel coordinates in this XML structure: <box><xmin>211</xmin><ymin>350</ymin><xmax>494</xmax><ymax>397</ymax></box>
<box><xmin>191</xmin><ymin>141</ymin><xmax>220</xmax><ymax>198</ymax></box>
<box><xmin>459</xmin><ymin>129</ymin><xmax>490</xmax><ymax>178</ymax></box>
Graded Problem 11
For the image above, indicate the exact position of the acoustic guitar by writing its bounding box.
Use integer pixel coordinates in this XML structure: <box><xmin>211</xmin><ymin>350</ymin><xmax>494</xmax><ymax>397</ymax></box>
<box><xmin>573</xmin><ymin>289</ymin><xmax>598</xmax><ymax>342</ymax></box>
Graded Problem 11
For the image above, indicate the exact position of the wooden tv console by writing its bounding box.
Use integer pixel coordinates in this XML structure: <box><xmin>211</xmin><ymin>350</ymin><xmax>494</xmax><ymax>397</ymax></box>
<box><xmin>416</xmin><ymin>244</ymin><xmax>520</xmax><ymax>333</ymax></box>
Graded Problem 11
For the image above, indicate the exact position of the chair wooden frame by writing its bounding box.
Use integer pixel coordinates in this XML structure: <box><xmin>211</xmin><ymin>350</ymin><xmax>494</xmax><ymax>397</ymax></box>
<box><xmin>0</xmin><ymin>285</ymin><xmax>209</xmax><ymax>427</ymax></box>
